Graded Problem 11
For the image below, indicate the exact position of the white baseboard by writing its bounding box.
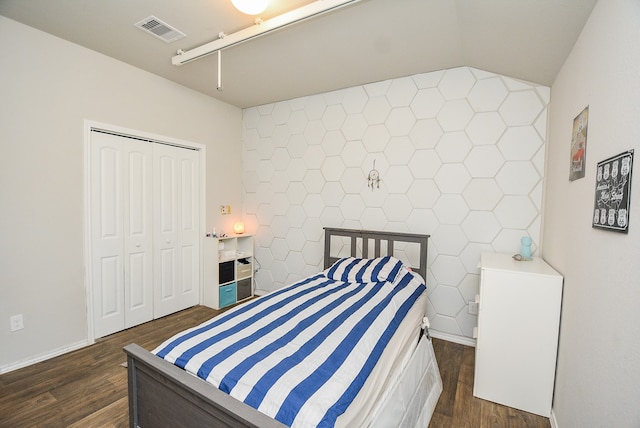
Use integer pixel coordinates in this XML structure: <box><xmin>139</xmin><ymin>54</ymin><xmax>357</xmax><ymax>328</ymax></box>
<box><xmin>430</xmin><ymin>330</ymin><xmax>477</xmax><ymax>347</ymax></box>
<box><xmin>550</xmin><ymin>409</ymin><xmax>559</xmax><ymax>428</ymax></box>
<box><xmin>0</xmin><ymin>340</ymin><xmax>89</xmax><ymax>374</ymax></box>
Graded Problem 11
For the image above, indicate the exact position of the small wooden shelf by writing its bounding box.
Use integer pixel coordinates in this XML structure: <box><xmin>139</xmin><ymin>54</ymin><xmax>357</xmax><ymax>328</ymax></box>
<box><xmin>203</xmin><ymin>235</ymin><xmax>254</xmax><ymax>309</ymax></box>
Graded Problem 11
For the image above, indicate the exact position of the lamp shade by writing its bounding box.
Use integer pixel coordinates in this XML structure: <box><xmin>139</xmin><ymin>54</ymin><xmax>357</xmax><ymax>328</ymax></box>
<box><xmin>233</xmin><ymin>222</ymin><xmax>245</xmax><ymax>234</ymax></box>
<box><xmin>231</xmin><ymin>0</ymin><xmax>269</xmax><ymax>15</ymax></box>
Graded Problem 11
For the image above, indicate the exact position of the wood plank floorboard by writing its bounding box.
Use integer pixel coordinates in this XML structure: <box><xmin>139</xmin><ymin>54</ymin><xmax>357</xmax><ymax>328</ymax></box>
<box><xmin>429</xmin><ymin>338</ymin><xmax>551</xmax><ymax>428</ymax></box>
<box><xmin>0</xmin><ymin>305</ymin><xmax>551</xmax><ymax>428</ymax></box>
<box><xmin>0</xmin><ymin>305</ymin><xmax>217</xmax><ymax>428</ymax></box>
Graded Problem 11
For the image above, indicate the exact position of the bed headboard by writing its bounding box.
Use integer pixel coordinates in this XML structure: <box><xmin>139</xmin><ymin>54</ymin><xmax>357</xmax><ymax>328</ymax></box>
<box><xmin>323</xmin><ymin>228</ymin><xmax>430</xmax><ymax>280</ymax></box>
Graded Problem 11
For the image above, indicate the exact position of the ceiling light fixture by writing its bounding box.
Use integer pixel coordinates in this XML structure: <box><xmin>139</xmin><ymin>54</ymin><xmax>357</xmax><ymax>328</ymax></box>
<box><xmin>231</xmin><ymin>0</ymin><xmax>269</xmax><ymax>15</ymax></box>
<box><xmin>172</xmin><ymin>0</ymin><xmax>361</xmax><ymax>66</ymax></box>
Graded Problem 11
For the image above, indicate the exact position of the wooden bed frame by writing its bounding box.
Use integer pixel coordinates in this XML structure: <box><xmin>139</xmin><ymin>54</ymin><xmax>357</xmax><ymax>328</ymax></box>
<box><xmin>322</xmin><ymin>227</ymin><xmax>429</xmax><ymax>279</ymax></box>
<box><xmin>124</xmin><ymin>228</ymin><xmax>430</xmax><ymax>428</ymax></box>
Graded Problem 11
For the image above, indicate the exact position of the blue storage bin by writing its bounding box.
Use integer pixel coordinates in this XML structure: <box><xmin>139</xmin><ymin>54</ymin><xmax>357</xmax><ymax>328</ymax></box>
<box><xmin>219</xmin><ymin>282</ymin><xmax>237</xmax><ymax>308</ymax></box>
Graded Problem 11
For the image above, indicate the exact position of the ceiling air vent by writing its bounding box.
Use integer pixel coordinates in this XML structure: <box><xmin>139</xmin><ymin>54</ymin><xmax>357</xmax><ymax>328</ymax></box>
<box><xmin>135</xmin><ymin>16</ymin><xmax>186</xmax><ymax>43</ymax></box>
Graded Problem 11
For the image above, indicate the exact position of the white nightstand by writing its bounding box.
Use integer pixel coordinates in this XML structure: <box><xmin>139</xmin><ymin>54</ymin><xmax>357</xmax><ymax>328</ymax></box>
<box><xmin>473</xmin><ymin>252</ymin><xmax>563</xmax><ymax>417</ymax></box>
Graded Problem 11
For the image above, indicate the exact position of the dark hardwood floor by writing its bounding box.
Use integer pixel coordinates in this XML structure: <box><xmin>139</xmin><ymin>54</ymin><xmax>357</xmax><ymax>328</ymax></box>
<box><xmin>0</xmin><ymin>305</ymin><xmax>550</xmax><ymax>428</ymax></box>
<box><xmin>429</xmin><ymin>339</ymin><xmax>550</xmax><ymax>428</ymax></box>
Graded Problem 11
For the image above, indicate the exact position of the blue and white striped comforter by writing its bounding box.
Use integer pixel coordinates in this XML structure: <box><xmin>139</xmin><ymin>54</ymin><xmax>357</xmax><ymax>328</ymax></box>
<box><xmin>154</xmin><ymin>256</ymin><xmax>426</xmax><ymax>427</ymax></box>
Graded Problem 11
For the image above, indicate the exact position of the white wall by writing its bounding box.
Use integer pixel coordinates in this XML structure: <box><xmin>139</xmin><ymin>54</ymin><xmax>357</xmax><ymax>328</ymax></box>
<box><xmin>0</xmin><ymin>16</ymin><xmax>243</xmax><ymax>370</ymax></box>
<box><xmin>241</xmin><ymin>67</ymin><xmax>550</xmax><ymax>343</ymax></box>
<box><xmin>544</xmin><ymin>0</ymin><xmax>640</xmax><ymax>426</ymax></box>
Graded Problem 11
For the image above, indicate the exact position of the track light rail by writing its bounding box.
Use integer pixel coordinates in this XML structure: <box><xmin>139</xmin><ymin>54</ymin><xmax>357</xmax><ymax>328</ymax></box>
<box><xmin>172</xmin><ymin>0</ymin><xmax>361</xmax><ymax>66</ymax></box>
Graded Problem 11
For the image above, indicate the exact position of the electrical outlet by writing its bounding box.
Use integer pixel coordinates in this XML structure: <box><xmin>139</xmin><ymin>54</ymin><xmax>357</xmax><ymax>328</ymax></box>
<box><xmin>468</xmin><ymin>301</ymin><xmax>479</xmax><ymax>315</ymax></box>
<box><xmin>10</xmin><ymin>314</ymin><xmax>24</xmax><ymax>332</ymax></box>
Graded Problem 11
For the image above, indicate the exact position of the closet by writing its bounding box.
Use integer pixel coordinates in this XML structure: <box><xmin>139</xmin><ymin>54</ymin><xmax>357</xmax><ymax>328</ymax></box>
<box><xmin>89</xmin><ymin>130</ymin><xmax>200</xmax><ymax>338</ymax></box>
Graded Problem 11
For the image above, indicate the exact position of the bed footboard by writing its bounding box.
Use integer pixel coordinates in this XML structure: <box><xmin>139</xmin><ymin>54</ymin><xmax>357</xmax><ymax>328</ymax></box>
<box><xmin>124</xmin><ymin>344</ymin><xmax>286</xmax><ymax>428</ymax></box>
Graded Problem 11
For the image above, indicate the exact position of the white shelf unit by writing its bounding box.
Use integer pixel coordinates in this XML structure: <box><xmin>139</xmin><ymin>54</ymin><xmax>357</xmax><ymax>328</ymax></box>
<box><xmin>473</xmin><ymin>252</ymin><xmax>563</xmax><ymax>417</ymax></box>
<box><xmin>203</xmin><ymin>235</ymin><xmax>254</xmax><ymax>309</ymax></box>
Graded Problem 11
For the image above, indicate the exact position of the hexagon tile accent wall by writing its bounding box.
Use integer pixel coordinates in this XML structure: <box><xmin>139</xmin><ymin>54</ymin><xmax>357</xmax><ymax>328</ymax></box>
<box><xmin>241</xmin><ymin>66</ymin><xmax>550</xmax><ymax>343</ymax></box>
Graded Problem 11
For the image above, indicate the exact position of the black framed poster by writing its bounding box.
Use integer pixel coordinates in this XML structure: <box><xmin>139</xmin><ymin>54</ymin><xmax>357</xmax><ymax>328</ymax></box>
<box><xmin>592</xmin><ymin>150</ymin><xmax>634</xmax><ymax>233</ymax></box>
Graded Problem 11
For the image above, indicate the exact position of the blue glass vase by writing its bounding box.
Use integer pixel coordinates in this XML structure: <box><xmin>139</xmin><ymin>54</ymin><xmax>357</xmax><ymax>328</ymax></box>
<box><xmin>520</xmin><ymin>236</ymin><xmax>532</xmax><ymax>260</ymax></box>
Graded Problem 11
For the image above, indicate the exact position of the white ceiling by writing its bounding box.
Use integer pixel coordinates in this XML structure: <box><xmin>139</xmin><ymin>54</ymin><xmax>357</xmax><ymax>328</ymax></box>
<box><xmin>0</xmin><ymin>0</ymin><xmax>597</xmax><ymax>108</ymax></box>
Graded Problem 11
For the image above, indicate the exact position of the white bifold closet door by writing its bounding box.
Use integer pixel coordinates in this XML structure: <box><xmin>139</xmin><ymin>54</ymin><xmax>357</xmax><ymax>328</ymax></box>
<box><xmin>90</xmin><ymin>131</ymin><xmax>199</xmax><ymax>338</ymax></box>
<box><xmin>152</xmin><ymin>143</ymin><xmax>200</xmax><ymax>318</ymax></box>
<box><xmin>91</xmin><ymin>131</ymin><xmax>153</xmax><ymax>338</ymax></box>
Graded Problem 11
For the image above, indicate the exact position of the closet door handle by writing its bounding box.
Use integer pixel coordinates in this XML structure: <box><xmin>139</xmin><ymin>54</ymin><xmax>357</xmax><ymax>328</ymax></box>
<box><xmin>136</xmin><ymin>243</ymin><xmax>141</xmax><ymax>248</ymax></box>
<box><xmin>166</xmin><ymin>239</ymin><xmax>171</xmax><ymax>244</ymax></box>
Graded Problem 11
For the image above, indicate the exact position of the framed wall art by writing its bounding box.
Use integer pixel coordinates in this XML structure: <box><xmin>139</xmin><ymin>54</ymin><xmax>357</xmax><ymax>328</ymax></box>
<box><xmin>569</xmin><ymin>106</ymin><xmax>589</xmax><ymax>181</ymax></box>
<box><xmin>592</xmin><ymin>150</ymin><xmax>634</xmax><ymax>233</ymax></box>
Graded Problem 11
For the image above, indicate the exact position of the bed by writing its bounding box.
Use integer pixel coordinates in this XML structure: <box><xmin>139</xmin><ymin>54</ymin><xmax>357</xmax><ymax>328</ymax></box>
<box><xmin>124</xmin><ymin>228</ymin><xmax>442</xmax><ymax>427</ymax></box>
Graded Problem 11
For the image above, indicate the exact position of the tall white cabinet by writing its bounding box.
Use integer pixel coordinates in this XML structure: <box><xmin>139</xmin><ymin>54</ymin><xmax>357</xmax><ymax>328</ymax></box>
<box><xmin>90</xmin><ymin>130</ymin><xmax>200</xmax><ymax>338</ymax></box>
<box><xmin>474</xmin><ymin>252</ymin><xmax>563</xmax><ymax>417</ymax></box>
